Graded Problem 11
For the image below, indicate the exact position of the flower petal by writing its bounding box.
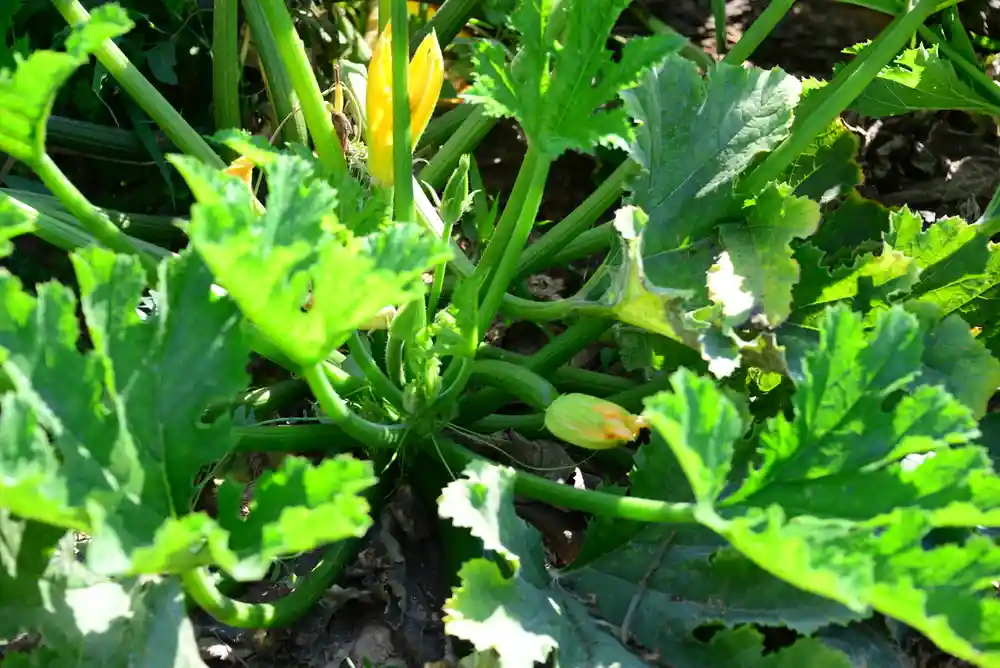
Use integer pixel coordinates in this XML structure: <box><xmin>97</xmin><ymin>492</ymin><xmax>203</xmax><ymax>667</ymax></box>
<box><xmin>407</xmin><ymin>30</ymin><xmax>444</xmax><ymax>147</ymax></box>
<box><xmin>366</xmin><ymin>21</ymin><xmax>395</xmax><ymax>185</ymax></box>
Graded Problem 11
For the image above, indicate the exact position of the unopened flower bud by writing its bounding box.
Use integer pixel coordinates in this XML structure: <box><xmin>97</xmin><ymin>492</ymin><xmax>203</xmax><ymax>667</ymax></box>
<box><xmin>544</xmin><ymin>394</ymin><xmax>644</xmax><ymax>450</ymax></box>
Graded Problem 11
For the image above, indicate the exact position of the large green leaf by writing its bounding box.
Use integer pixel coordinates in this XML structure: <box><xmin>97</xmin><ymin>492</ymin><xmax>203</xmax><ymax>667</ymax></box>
<box><xmin>439</xmin><ymin>461</ymin><xmax>647</xmax><ymax>668</ymax></box>
<box><xmin>0</xmin><ymin>4</ymin><xmax>132</xmax><ymax>164</ymax></box>
<box><xmin>641</xmin><ymin>306</ymin><xmax>1000</xmax><ymax>668</ymax></box>
<box><xmin>461</xmin><ymin>0</ymin><xmax>681</xmax><ymax>159</ymax></box>
<box><xmin>849</xmin><ymin>45</ymin><xmax>1000</xmax><ymax>118</ymax></box>
<box><xmin>0</xmin><ymin>248</ymin><xmax>375</xmax><ymax>579</ymax></box>
<box><xmin>624</xmin><ymin>55</ymin><xmax>800</xmax><ymax>268</ymax></box>
<box><xmin>564</xmin><ymin>524</ymin><xmax>862</xmax><ymax>667</ymax></box>
<box><xmin>171</xmin><ymin>153</ymin><xmax>451</xmax><ymax>368</ymax></box>
<box><xmin>0</xmin><ymin>511</ymin><xmax>206</xmax><ymax>667</ymax></box>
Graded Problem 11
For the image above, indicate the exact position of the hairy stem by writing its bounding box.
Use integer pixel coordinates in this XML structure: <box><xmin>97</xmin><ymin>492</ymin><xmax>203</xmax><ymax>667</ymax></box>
<box><xmin>474</xmin><ymin>147</ymin><xmax>552</xmax><ymax>332</ymax></box>
<box><xmin>391</xmin><ymin>0</ymin><xmax>415</xmax><ymax>221</ymax></box>
<box><xmin>257</xmin><ymin>0</ymin><xmax>348</xmax><ymax>177</ymax></box>
<box><xmin>33</xmin><ymin>155</ymin><xmax>159</xmax><ymax>280</ymax></box>
<box><xmin>722</xmin><ymin>0</ymin><xmax>796</xmax><ymax>65</ymax></box>
<box><xmin>303</xmin><ymin>364</ymin><xmax>404</xmax><ymax>449</ymax></box>
<box><xmin>212</xmin><ymin>0</ymin><xmax>242</xmax><ymax>131</ymax></box>
<box><xmin>243</xmin><ymin>0</ymin><xmax>308</xmax><ymax>146</ymax></box>
<box><xmin>51</xmin><ymin>0</ymin><xmax>224</xmax><ymax>168</ymax></box>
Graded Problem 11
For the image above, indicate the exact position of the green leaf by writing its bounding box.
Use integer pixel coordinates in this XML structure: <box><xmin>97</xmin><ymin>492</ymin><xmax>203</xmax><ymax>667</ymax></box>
<box><xmin>913</xmin><ymin>306</ymin><xmax>1000</xmax><ymax>419</ymax></box>
<box><xmin>0</xmin><ymin>194</ymin><xmax>35</xmax><ymax>256</ymax></box>
<box><xmin>171</xmin><ymin>152</ymin><xmax>451</xmax><ymax>368</ymax></box>
<box><xmin>625</xmin><ymin>55</ymin><xmax>800</xmax><ymax>261</ymax></box>
<box><xmin>782</xmin><ymin>119</ymin><xmax>862</xmax><ymax>205</ymax></box>
<box><xmin>790</xmin><ymin>243</ymin><xmax>917</xmax><ymax>327</ymax></box>
<box><xmin>440</xmin><ymin>461</ymin><xmax>647</xmax><ymax>668</ymax></box>
<box><xmin>642</xmin><ymin>306</ymin><xmax>1000</xmax><ymax>668</ymax></box>
<box><xmin>718</xmin><ymin>182</ymin><xmax>821</xmax><ymax>327</ymax></box>
<box><xmin>0</xmin><ymin>248</ymin><xmax>374</xmax><ymax>579</ymax></box>
<box><xmin>850</xmin><ymin>45</ymin><xmax>1000</xmax><ymax>118</ymax></box>
<box><xmin>884</xmin><ymin>207</ymin><xmax>1000</xmax><ymax>358</ymax></box>
<box><xmin>0</xmin><ymin>4</ymin><xmax>133</xmax><ymax>164</ymax></box>
<box><xmin>818</xmin><ymin>622</ymin><xmax>915</xmax><ymax>668</ymax></box>
<box><xmin>565</xmin><ymin>524</ymin><xmax>863</xmax><ymax>663</ymax></box>
<box><xmin>0</xmin><ymin>511</ymin><xmax>207</xmax><ymax>667</ymax></box>
<box><xmin>461</xmin><ymin>0</ymin><xmax>681</xmax><ymax>158</ymax></box>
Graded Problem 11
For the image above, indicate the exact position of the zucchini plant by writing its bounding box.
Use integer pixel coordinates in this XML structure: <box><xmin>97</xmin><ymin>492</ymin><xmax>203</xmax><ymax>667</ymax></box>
<box><xmin>2</xmin><ymin>0</ymin><xmax>1000</xmax><ymax>665</ymax></box>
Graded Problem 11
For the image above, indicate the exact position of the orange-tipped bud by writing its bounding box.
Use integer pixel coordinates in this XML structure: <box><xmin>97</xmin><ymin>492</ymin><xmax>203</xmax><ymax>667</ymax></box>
<box><xmin>544</xmin><ymin>394</ymin><xmax>645</xmax><ymax>450</ymax></box>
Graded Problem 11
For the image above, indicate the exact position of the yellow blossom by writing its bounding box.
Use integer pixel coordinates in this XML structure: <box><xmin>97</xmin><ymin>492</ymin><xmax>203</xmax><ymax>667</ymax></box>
<box><xmin>366</xmin><ymin>21</ymin><xmax>443</xmax><ymax>186</ymax></box>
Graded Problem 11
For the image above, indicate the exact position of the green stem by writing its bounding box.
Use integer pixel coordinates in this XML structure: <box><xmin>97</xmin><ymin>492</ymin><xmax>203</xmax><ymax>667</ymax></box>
<box><xmin>942</xmin><ymin>7</ymin><xmax>978</xmax><ymax>64</ymax></box>
<box><xmin>302</xmin><ymin>364</ymin><xmax>404</xmax><ymax>449</ymax></box>
<box><xmin>51</xmin><ymin>0</ymin><xmax>224</xmax><ymax>168</ymax></box>
<box><xmin>515</xmin><ymin>159</ymin><xmax>635</xmax><ymax>280</ymax></box>
<box><xmin>630</xmin><ymin>4</ymin><xmax>714</xmax><ymax>70</ymax></box>
<box><xmin>437</xmin><ymin>438</ymin><xmax>697</xmax><ymax>522</ymax></box>
<box><xmin>182</xmin><ymin>526</ymin><xmax>366</xmax><ymax>627</ymax></box>
<box><xmin>347</xmin><ymin>332</ymin><xmax>405</xmax><ymax>409</ymax></box>
<box><xmin>379</xmin><ymin>0</ymin><xmax>391</xmax><ymax>32</ymax></box>
<box><xmin>232</xmin><ymin>422</ymin><xmax>363</xmax><ymax>453</ymax></box>
<box><xmin>458</xmin><ymin>318</ymin><xmax>613</xmax><ymax>423</ymax></box>
<box><xmin>418</xmin><ymin>107</ymin><xmax>495</xmax><ymax>189</ymax></box>
<box><xmin>475</xmin><ymin>148</ymin><xmax>552</xmax><ymax>332</ymax></box>
<box><xmin>711</xmin><ymin>0</ymin><xmax>727</xmax><ymax>54</ymax></box>
<box><xmin>411</xmin><ymin>0</ymin><xmax>480</xmax><ymax>54</ymax></box>
<box><xmin>497</xmin><ymin>295</ymin><xmax>611</xmax><ymax>322</ymax></box>
<box><xmin>204</xmin><ymin>378</ymin><xmax>309</xmax><ymax>422</ymax></box>
<box><xmin>744</xmin><ymin>0</ymin><xmax>940</xmax><ymax>192</ymax></box>
<box><xmin>428</xmin><ymin>221</ymin><xmax>454</xmax><ymax>313</ymax></box>
<box><xmin>257</xmin><ymin>0</ymin><xmax>348</xmax><ymax>177</ymax></box>
<box><xmin>417</xmin><ymin>103</ymin><xmax>475</xmax><ymax>153</ymax></box>
<box><xmin>243</xmin><ymin>0</ymin><xmax>308</xmax><ymax>146</ymax></box>
<box><xmin>722</xmin><ymin>0</ymin><xmax>796</xmax><ymax>65</ymax></box>
<box><xmin>918</xmin><ymin>25</ymin><xmax>1000</xmax><ymax>108</ymax></box>
<box><xmin>33</xmin><ymin>155</ymin><xmax>159</xmax><ymax>280</ymax></box>
<box><xmin>549</xmin><ymin>223</ymin><xmax>614</xmax><ymax>265</ymax></box>
<box><xmin>468</xmin><ymin>359</ymin><xmax>559</xmax><ymax>410</ymax></box>
<box><xmin>478</xmin><ymin>346</ymin><xmax>636</xmax><ymax>395</ymax></box>
<box><xmin>391</xmin><ymin>0</ymin><xmax>415</xmax><ymax>222</ymax></box>
<box><xmin>212</xmin><ymin>0</ymin><xmax>242</xmax><ymax>131</ymax></box>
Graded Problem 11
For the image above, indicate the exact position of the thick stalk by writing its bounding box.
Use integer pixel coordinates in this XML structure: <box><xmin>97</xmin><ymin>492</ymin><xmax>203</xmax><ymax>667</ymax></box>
<box><xmin>302</xmin><ymin>364</ymin><xmax>404</xmax><ymax>449</ymax></box>
<box><xmin>33</xmin><ymin>155</ymin><xmax>159</xmax><ymax>280</ymax></box>
<box><xmin>257</xmin><ymin>0</ymin><xmax>348</xmax><ymax>177</ymax></box>
<box><xmin>212</xmin><ymin>0</ymin><xmax>242</xmax><ymax>131</ymax></box>
<box><xmin>515</xmin><ymin>159</ymin><xmax>635</xmax><ymax>279</ymax></box>
<box><xmin>497</xmin><ymin>295</ymin><xmax>611</xmax><ymax>322</ymax></box>
<box><xmin>242</xmin><ymin>0</ymin><xmax>308</xmax><ymax>146</ymax></box>
<box><xmin>411</xmin><ymin>0</ymin><xmax>480</xmax><ymax>54</ymax></box>
<box><xmin>458</xmin><ymin>318</ymin><xmax>613</xmax><ymax>423</ymax></box>
<box><xmin>182</xmin><ymin>491</ymin><xmax>376</xmax><ymax>627</ymax></box>
<box><xmin>436</xmin><ymin>438</ymin><xmax>697</xmax><ymax>523</ymax></box>
<box><xmin>722</xmin><ymin>0</ymin><xmax>796</xmax><ymax>65</ymax></box>
<box><xmin>744</xmin><ymin>0</ymin><xmax>940</xmax><ymax>192</ymax></box>
<box><xmin>478</xmin><ymin>346</ymin><xmax>636</xmax><ymax>395</ymax></box>
<box><xmin>418</xmin><ymin>107</ymin><xmax>494</xmax><ymax>188</ymax></box>
<box><xmin>391</xmin><ymin>0</ymin><xmax>415</xmax><ymax>222</ymax></box>
<box><xmin>475</xmin><ymin>148</ymin><xmax>552</xmax><ymax>332</ymax></box>
<box><xmin>417</xmin><ymin>103</ymin><xmax>475</xmax><ymax>152</ymax></box>
<box><xmin>51</xmin><ymin>0</ymin><xmax>224</xmax><ymax>168</ymax></box>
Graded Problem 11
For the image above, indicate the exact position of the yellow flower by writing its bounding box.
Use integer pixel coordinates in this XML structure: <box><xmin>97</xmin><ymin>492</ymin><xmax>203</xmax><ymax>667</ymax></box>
<box><xmin>544</xmin><ymin>394</ymin><xmax>646</xmax><ymax>450</ymax></box>
<box><xmin>366</xmin><ymin>21</ymin><xmax>444</xmax><ymax>186</ymax></box>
